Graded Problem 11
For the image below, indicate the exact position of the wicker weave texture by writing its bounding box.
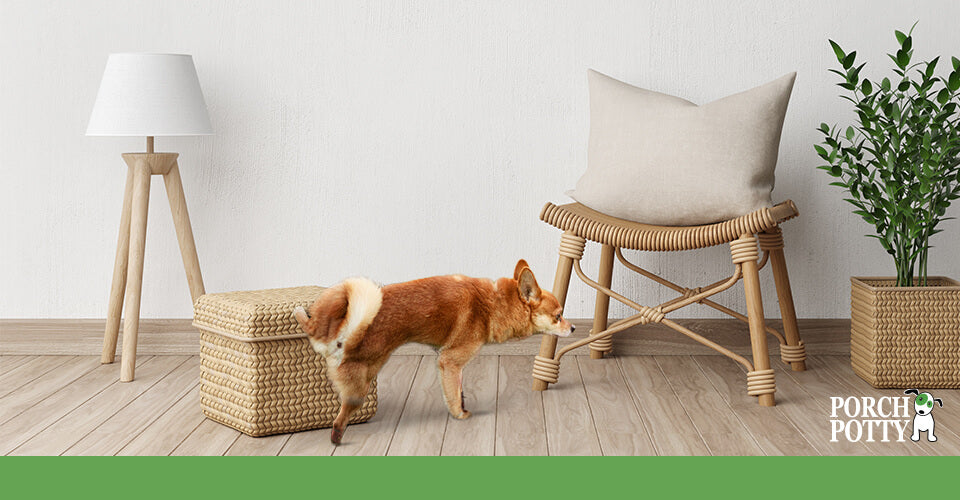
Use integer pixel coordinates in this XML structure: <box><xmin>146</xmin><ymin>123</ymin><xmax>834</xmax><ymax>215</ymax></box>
<box><xmin>194</xmin><ymin>286</ymin><xmax>325</xmax><ymax>339</ymax></box>
<box><xmin>539</xmin><ymin>200</ymin><xmax>798</xmax><ymax>251</ymax></box>
<box><xmin>195</xmin><ymin>286</ymin><xmax>378</xmax><ymax>436</ymax></box>
<box><xmin>850</xmin><ymin>277</ymin><xmax>960</xmax><ymax>389</ymax></box>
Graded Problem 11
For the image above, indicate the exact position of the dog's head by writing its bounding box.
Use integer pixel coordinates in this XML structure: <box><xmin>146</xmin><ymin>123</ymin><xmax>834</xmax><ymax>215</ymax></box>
<box><xmin>904</xmin><ymin>389</ymin><xmax>943</xmax><ymax>416</ymax></box>
<box><xmin>512</xmin><ymin>259</ymin><xmax>574</xmax><ymax>338</ymax></box>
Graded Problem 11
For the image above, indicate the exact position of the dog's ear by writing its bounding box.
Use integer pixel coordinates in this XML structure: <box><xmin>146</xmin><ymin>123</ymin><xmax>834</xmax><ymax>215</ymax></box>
<box><xmin>294</xmin><ymin>306</ymin><xmax>311</xmax><ymax>333</ymax></box>
<box><xmin>514</xmin><ymin>259</ymin><xmax>530</xmax><ymax>280</ymax></box>
<box><xmin>935</xmin><ymin>398</ymin><xmax>943</xmax><ymax>408</ymax></box>
<box><xmin>904</xmin><ymin>389</ymin><xmax>919</xmax><ymax>396</ymax></box>
<box><xmin>518</xmin><ymin>267</ymin><xmax>541</xmax><ymax>303</ymax></box>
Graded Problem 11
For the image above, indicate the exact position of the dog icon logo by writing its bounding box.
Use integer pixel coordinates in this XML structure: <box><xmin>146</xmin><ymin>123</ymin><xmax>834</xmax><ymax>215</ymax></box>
<box><xmin>904</xmin><ymin>389</ymin><xmax>943</xmax><ymax>442</ymax></box>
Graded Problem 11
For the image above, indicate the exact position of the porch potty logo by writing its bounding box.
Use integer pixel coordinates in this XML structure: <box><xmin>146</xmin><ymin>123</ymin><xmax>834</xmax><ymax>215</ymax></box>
<box><xmin>830</xmin><ymin>389</ymin><xmax>944</xmax><ymax>443</ymax></box>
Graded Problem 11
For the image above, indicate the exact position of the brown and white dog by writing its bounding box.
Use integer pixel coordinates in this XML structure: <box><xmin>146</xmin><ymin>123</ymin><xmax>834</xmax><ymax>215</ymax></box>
<box><xmin>294</xmin><ymin>259</ymin><xmax>573</xmax><ymax>444</ymax></box>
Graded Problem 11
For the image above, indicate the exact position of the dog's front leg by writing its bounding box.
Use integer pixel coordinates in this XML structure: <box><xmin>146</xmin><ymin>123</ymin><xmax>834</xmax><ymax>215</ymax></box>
<box><xmin>438</xmin><ymin>348</ymin><xmax>475</xmax><ymax>419</ymax></box>
<box><xmin>928</xmin><ymin>420</ymin><xmax>937</xmax><ymax>442</ymax></box>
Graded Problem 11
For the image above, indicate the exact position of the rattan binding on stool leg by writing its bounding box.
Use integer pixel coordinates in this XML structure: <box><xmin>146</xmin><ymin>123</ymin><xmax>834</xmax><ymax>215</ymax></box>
<box><xmin>780</xmin><ymin>340</ymin><xmax>806</xmax><ymax>364</ymax></box>
<box><xmin>746</xmin><ymin>368</ymin><xmax>776</xmax><ymax>397</ymax></box>
<box><xmin>532</xmin><ymin>356</ymin><xmax>560</xmax><ymax>385</ymax></box>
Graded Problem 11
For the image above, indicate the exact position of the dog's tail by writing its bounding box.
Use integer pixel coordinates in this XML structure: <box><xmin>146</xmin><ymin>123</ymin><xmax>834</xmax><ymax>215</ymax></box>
<box><xmin>294</xmin><ymin>277</ymin><xmax>382</xmax><ymax>357</ymax></box>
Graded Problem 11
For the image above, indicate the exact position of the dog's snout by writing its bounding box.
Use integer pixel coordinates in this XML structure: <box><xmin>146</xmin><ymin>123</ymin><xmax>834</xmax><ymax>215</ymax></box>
<box><xmin>570</xmin><ymin>324</ymin><xmax>575</xmax><ymax>332</ymax></box>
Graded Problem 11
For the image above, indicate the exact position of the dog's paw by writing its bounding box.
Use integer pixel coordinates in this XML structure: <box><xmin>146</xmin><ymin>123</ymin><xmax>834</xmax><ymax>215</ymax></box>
<box><xmin>453</xmin><ymin>410</ymin><xmax>472</xmax><ymax>420</ymax></box>
<box><xmin>331</xmin><ymin>427</ymin><xmax>344</xmax><ymax>445</ymax></box>
<box><xmin>929</xmin><ymin>435</ymin><xmax>938</xmax><ymax>442</ymax></box>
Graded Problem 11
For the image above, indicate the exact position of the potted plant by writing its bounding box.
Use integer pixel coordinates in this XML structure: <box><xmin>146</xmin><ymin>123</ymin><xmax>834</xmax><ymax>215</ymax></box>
<box><xmin>816</xmin><ymin>24</ymin><xmax>960</xmax><ymax>388</ymax></box>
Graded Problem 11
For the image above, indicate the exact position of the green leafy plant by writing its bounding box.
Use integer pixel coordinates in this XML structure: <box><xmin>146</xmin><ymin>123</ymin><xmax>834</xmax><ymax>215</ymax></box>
<box><xmin>816</xmin><ymin>24</ymin><xmax>960</xmax><ymax>286</ymax></box>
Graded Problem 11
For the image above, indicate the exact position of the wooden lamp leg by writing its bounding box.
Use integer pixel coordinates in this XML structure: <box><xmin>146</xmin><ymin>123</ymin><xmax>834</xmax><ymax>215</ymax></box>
<box><xmin>589</xmin><ymin>244</ymin><xmax>615</xmax><ymax>359</ymax></box>
<box><xmin>102</xmin><ymin>165</ymin><xmax>135</xmax><ymax>364</ymax></box>
<box><xmin>120</xmin><ymin>163</ymin><xmax>151</xmax><ymax>382</ymax></box>
<box><xmin>733</xmin><ymin>234</ymin><xmax>775</xmax><ymax>407</ymax></box>
<box><xmin>163</xmin><ymin>160</ymin><xmax>205</xmax><ymax>302</ymax></box>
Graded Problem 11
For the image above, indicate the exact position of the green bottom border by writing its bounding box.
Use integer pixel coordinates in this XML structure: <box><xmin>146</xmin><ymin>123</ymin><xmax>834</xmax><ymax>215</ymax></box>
<box><xmin>2</xmin><ymin>457</ymin><xmax>955</xmax><ymax>498</ymax></box>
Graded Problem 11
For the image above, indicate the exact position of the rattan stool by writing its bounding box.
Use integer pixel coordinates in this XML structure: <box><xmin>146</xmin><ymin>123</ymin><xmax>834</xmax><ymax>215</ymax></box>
<box><xmin>530</xmin><ymin>201</ymin><xmax>806</xmax><ymax>406</ymax></box>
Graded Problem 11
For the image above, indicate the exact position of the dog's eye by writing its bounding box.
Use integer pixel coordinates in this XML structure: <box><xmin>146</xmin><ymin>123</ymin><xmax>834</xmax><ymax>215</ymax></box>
<box><xmin>336</xmin><ymin>341</ymin><xmax>343</xmax><ymax>349</ymax></box>
<box><xmin>555</xmin><ymin>314</ymin><xmax>561</xmax><ymax>322</ymax></box>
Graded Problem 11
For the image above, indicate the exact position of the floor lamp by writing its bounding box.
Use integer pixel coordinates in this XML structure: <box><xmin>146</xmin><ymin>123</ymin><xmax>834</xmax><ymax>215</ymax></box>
<box><xmin>87</xmin><ymin>53</ymin><xmax>212</xmax><ymax>382</ymax></box>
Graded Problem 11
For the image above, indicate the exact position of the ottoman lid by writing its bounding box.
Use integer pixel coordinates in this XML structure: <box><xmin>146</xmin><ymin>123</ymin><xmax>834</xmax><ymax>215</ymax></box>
<box><xmin>193</xmin><ymin>286</ymin><xmax>325</xmax><ymax>342</ymax></box>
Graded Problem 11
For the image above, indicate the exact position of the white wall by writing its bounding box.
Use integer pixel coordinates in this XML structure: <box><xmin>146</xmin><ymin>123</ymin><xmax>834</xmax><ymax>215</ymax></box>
<box><xmin>2</xmin><ymin>0</ymin><xmax>959</xmax><ymax>320</ymax></box>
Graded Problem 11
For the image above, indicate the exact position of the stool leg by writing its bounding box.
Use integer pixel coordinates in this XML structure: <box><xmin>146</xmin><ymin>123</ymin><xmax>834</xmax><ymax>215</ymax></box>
<box><xmin>102</xmin><ymin>165</ymin><xmax>134</xmax><ymax>364</ymax></box>
<box><xmin>532</xmin><ymin>233</ymin><xmax>578</xmax><ymax>391</ymax></box>
<box><xmin>766</xmin><ymin>229</ymin><xmax>806</xmax><ymax>372</ymax></box>
<box><xmin>120</xmin><ymin>164</ymin><xmax>151</xmax><ymax>382</ymax></box>
<box><xmin>735</xmin><ymin>234</ymin><xmax>775</xmax><ymax>407</ymax></box>
<box><xmin>589</xmin><ymin>244</ymin><xmax>615</xmax><ymax>359</ymax></box>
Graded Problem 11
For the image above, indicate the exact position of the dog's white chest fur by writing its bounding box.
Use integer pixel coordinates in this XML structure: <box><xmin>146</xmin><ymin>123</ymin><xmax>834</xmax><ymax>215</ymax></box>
<box><xmin>913</xmin><ymin>413</ymin><xmax>934</xmax><ymax>432</ymax></box>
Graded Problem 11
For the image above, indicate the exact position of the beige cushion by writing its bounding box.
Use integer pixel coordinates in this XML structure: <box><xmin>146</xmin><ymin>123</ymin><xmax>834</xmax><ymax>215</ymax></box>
<box><xmin>568</xmin><ymin>70</ymin><xmax>796</xmax><ymax>226</ymax></box>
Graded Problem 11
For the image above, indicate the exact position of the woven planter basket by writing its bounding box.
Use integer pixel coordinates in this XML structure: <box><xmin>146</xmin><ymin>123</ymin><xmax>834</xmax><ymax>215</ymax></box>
<box><xmin>193</xmin><ymin>286</ymin><xmax>377</xmax><ymax>436</ymax></box>
<box><xmin>850</xmin><ymin>276</ymin><xmax>960</xmax><ymax>388</ymax></box>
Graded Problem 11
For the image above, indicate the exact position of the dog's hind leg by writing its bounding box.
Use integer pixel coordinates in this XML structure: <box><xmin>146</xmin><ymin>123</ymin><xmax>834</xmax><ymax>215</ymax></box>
<box><xmin>330</xmin><ymin>362</ymin><xmax>370</xmax><ymax>445</ymax></box>
<box><xmin>331</xmin><ymin>397</ymin><xmax>364</xmax><ymax>445</ymax></box>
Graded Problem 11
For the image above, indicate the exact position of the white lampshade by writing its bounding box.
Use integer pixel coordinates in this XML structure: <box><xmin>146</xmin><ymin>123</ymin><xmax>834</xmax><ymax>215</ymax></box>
<box><xmin>86</xmin><ymin>53</ymin><xmax>213</xmax><ymax>136</ymax></box>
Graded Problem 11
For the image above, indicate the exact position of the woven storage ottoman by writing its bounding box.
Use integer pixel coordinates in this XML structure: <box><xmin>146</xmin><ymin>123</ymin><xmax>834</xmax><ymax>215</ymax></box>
<box><xmin>851</xmin><ymin>277</ymin><xmax>960</xmax><ymax>388</ymax></box>
<box><xmin>193</xmin><ymin>286</ymin><xmax>377</xmax><ymax>436</ymax></box>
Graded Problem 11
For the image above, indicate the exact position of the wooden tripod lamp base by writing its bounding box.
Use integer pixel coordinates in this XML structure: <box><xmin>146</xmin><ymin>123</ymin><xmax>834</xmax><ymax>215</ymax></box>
<box><xmin>101</xmin><ymin>137</ymin><xmax>205</xmax><ymax>382</ymax></box>
<box><xmin>87</xmin><ymin>54</ymin><xmax>213</xmax><ymax>381</ymax></box>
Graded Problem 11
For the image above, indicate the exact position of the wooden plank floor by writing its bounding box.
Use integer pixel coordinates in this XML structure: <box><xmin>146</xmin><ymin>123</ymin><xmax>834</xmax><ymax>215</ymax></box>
<box><xmin>2</xmin><ymin>354</ymin><xmax>958</xmax><ymax>456</ymax></box>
